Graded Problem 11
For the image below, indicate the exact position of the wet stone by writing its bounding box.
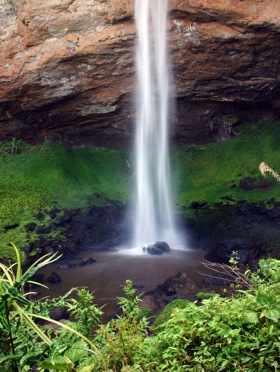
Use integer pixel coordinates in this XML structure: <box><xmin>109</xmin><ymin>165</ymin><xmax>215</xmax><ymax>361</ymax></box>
<box><xmin>47</xmin><ymin>272</ymin><xmax>61</xmax><ymax>284</ymax></box>
<box><xmin>144</xmin><ymin>241</ymin><xmax>171</xmax><ymax>255</ymax></box>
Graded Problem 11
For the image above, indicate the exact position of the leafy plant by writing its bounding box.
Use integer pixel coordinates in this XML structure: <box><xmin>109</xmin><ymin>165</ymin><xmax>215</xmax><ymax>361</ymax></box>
<box><xmin>64</xmin><ymin>287</ymin><xmax>104</xmax><ymax>338</ymax></box>
<box><xmin>0</xmin><ymin>244</ymin><xmax>107</xmax><ymax>372</ymax></box>
<box><xmin>151</xmin><ymin>299</ymin><xmax>190</xmax><ymax>332</ymax></box>
<box><xmin>0</xmin><ymin>137</ymin><xmax>26</xmax><ymax>155</ymax></box>
<box><xmin>117</xmin><ymin>279</ymin><xmax>143</xmax><ymax>318</ymax></box>
<box><xmin>0</xmin><ymin>243</ymin><xmax>60</xmax><ymax>371</ymax></box>
<box><xmin>94</xmin><ymin>280</ymin><xmax>149</xmax><ymax>370</ymax></box>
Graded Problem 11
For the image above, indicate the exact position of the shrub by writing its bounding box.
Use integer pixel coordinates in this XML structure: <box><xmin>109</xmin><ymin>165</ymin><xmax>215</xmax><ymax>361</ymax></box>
<box><xmin>152</xmin><ymin>299</ymin><xmax>191</xmax><ymax>332</ymax></box>
<box><xmin>134</xmin><ymin>258</ymin><xmax>280</xmax><ymax>371</ymax></box>
<box><xmin>0</xmin><ymin>244</ymin><xmax>106</xmax><ymax>372</ymax></box>
<box><xmin>93</xmin><ymin>280</ymin><xmax>150</xmax><ymax>371</ymax></box>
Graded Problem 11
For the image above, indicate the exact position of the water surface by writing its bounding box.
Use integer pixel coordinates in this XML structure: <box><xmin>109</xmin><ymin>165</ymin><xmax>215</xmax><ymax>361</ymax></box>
<box><xmin>38</xmin><ymin>248</ymin><xmax>208</xmax><ymax>318</ymax></box>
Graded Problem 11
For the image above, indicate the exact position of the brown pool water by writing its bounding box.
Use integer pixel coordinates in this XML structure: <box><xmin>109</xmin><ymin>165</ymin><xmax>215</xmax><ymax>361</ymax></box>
<box><xmin>38</xmin><ymin>248</ymin><xmax>209</xmax><ymax>318</ymax></box>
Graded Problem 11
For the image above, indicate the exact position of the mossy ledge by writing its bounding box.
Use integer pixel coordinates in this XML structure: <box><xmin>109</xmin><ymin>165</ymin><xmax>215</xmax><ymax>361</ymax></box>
<box><xmin>1</xmin><ymin>120</ymin><xmax>280</xmax><ymax>263</ymax></box>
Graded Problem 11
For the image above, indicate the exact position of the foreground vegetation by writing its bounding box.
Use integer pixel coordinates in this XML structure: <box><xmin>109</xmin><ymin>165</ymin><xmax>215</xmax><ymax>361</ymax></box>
<box><xmin>1</xmin><ymin>245</ymin><xmax>279</xmax><ymax>371</ymax></box>
<box><xmin>1</xmin><ymin>121</ymin><xmax>280</xmax><ymax>261</ymax></box>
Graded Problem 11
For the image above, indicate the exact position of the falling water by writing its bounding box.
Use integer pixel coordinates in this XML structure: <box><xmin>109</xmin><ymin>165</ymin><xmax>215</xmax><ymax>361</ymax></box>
<box><xmin>132</xmin><ymin>0</ymin><xmax>181</xmax><ymax>250</ymax></box>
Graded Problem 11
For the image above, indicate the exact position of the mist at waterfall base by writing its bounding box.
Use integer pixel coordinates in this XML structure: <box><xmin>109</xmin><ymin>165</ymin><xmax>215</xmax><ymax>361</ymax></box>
<box><xmin>122</xmin><ymin>0</ymin><xmax>186</xmax><ymax>254</ymax></box>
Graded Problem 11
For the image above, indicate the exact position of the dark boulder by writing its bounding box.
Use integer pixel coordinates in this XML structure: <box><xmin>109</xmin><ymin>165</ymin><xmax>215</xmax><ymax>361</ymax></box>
<box><xmin>61</xmin><ymin>212</ymin><xmax>72</xmax><ymax>223</ymax></box>
<box><xmin>205</xmin><ymin>238</ymin><xmax>257</xmax><ymax>265</ymax></box>
<box><xmin>36</xmin><ymin>226</ymin><xmax>51</xmax><ymax>234</ymax></box>
<box><xmin>35</xmin><ymin>212</ymin><xmax>45</xmax><ymax>221</ymax></box>
<box><xmin>25</xmin><ymin>222</ymin><xmax>37</xmax><ymax>232</ymax></box>
<box><xmin>49</xmin><ymin>211</ymin><xmax>57</xmax><ymax>219</ymax></box>
<box><xmin>190</xmin><ymin>201</ymin><xmax>208</xmax><ymax>209</ymax></box>
<box><xmin>239</xmin><ymin>177</ymin><xmax>275</xmax><ymax>191</ymax></box>
<box><xmin>146</xmin><ymin>241</ymin><xmax>171</xmax><ymax>255</ymax></box>
<box><xmin>141</xmin><ymin>272</ymin><xmax>198</xmax><ymax>314</ymax></box>
<box><xmin>50</xmin><ymin>307</ymin><xmax>69</xmax><ymax>321</ymax></box>
<box><xmin>146</xmin><ymin>246</ymin><xmax>163</xmax><ymax>255</ymax></box>
<box><xmin>79</xmin><ymin>257</ymin><xmax>96</xmax><ymax>266</ymax></box>
<box><xmin>47</xmin><ymin>272</ymin><xmax>61</xmax><ymax>284</ymax></box>
<box><xmin>57</xmin><ymin>263</ymin><xmax>77</xmax><ymax>270</ymax></box>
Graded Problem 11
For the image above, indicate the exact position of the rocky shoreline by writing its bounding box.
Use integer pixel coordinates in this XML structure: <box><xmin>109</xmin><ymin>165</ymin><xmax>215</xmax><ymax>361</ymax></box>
<box><xmin>22</xmin><ymin>194</ymin><xmax>280</xmax><ymax>266</ymax></box>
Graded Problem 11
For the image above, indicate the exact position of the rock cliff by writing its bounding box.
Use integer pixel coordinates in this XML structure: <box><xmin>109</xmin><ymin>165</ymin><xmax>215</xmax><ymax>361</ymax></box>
<box><xmin>0</xmin><ymin>0</ymin><xmax>280</xmax><ymax>147</ymax></box>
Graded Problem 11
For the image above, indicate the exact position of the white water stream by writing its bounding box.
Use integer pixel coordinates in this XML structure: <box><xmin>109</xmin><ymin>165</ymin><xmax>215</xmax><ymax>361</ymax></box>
<box><xmin>132</xmin><ymin>0</ymin><xmax>182</xmax><ymax>250</ymax></box>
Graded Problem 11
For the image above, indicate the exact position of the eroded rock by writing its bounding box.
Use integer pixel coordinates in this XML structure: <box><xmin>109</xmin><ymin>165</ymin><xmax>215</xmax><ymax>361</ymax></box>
<box><xmin>0</xmin><ymin>1</ymin><xmax>279</xmax><ymax>146</ymax></box>
<box><xmin>141</xmin><ymin>272</ymin><xmax>198</xmax><ymax>314</ymax></box>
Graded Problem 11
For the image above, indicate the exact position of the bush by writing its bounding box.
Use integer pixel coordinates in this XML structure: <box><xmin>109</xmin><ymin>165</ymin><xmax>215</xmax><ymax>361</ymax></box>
<box><xmin>152</xmin><ymin>299</ymin><xmax>191</xmax><ymax>331</ymax></box>
<box><xmin>134</xmin><ymin>258</ymin><xmax>280</xmax><ymax>371</ymax></box>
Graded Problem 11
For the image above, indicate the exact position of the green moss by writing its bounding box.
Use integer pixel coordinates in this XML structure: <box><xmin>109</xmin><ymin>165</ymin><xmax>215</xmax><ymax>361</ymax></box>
<box><xmin>0</xmin><ymin>242</ymin><xmax>25</xmax><ymax>264</ymax></box>
<box><xmin>139</xmin><ymin>307</ymin><xmax>153</xmax><ymax>319</ymax></box>
<box><xmin>0</xmin><ymin>142</ymin><xmax>131</xmax><ymax>261</ymax></box>
<box><xmin>195</xmin><ymin>291</ymin><xmax>216</xmax><ymax>300</ymax></box>
<box><xmin>172</xmin><ymin>121</ymin><xmax>280</xmax><ymax>215</ymax></box>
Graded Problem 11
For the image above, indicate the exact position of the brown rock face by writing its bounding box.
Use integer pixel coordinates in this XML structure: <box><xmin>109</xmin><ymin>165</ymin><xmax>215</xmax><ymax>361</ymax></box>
<box><xmin>0</xmin><ymin>0</ymin><xmax>280</xmax><ymax>147</ymax></box>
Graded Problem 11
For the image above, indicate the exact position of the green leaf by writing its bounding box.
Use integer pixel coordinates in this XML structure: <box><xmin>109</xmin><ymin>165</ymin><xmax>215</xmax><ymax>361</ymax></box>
<box><xmin>40</xmin><ymin>356</ymin><xmax>69</xmax><ymax>371</ymax></box>
<box><xmin>11</xmin><ymin>243</ymin><xmax>22</xmax><ymax>283</ymax></box>
<box><xmin>78</xmin><ymin>365</ymin><xmax>95</xmax><ymax>372</ymax></box>
<box><xmin>264</xmin><ymin>309</ymin><xmax>280</xmax><ymax>322</ymax></box>
<box><xmin>244</xmin><ymin>311</ymin><xmax>259</xmax><ymax>324</ymax></box>
<box><xmin>241</xmin><ymin>356</ymin><xmax>251</xmax><ymax>364</ymax></box>
<box><xmin>256</xmin><ymin>293</ymin><xmax>272</xmax><ymax>307</ymax></box>
<box><xmin>271</xmin><ymin>361</ymin><xmax>279</xmax><ymax>369</ymax></box>
<box><xmin>20</xmin><ymin>350</ymin><xmax>44</xmax><ymax>366</ymax></box>
<box><xmin>64</xmin><ymin>341</ymin><xmax>88</xmax><ymax>363</ymax></box>
<box><xmin>269</xmin><ymin>324</ymin><xmax>274</xmax><ymax>334</ymax></box>
<box><xmin>218</xmin><ymin>359</ymin><xmax>229</xmax><ymax>370</ymax></box>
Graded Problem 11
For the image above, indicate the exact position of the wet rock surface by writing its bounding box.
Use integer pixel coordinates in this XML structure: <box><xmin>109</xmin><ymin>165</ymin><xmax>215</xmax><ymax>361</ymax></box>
<box><xmin>143</xmin><ymin>241</ymin><xmax>171</xmax><ymax>255</ymax></box>
<box><xmin>47</xmin><ymin>272</ymin><xmax>61</xmax><ymax>284</ymax></box>
<box><xmin>187</xmin><ymin>198</ymin><xmax>280</xmax><ymax>266</ymax></box>
<box><xmin>0</xmin><ymin>0</ymin><xmax>280</xmax><ymax>147</ymax></box>
<box><xmin>50</xmin><ymin>307</ymin><xmax>69</xmax><ymax>322</ymax></box>
<box><xmin>140</xmin><ymin>272</ymin><xmax>199</xmax><ymax>314</ymax></box>
<box><xmin>22</xmin><ymin>195</ymin><xmax>280</xmax><ymax>271</ymax></box>
<box><xmin>23</xmin><ymin>201</ymin><xmax>127</xmax><ymax>266</ymax></box>
<box><xmin>204</xmin><ymin>238</ymin><xmax>261</xmax><ymax>265</ymax></box>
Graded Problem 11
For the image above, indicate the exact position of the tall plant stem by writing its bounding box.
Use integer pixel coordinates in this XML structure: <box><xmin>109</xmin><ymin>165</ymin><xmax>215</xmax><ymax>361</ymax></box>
<box><xmin>6</xmin><ymin>303</ymin><xmax>19</xmax><ymax>372</ymax></box>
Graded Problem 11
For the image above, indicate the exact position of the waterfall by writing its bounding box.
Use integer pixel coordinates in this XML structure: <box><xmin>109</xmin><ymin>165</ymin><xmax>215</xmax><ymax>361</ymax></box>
<box><xmin>132</xmin><ymin>0</ymin><xmax>181</xmax><ymax>250</ymax></box>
